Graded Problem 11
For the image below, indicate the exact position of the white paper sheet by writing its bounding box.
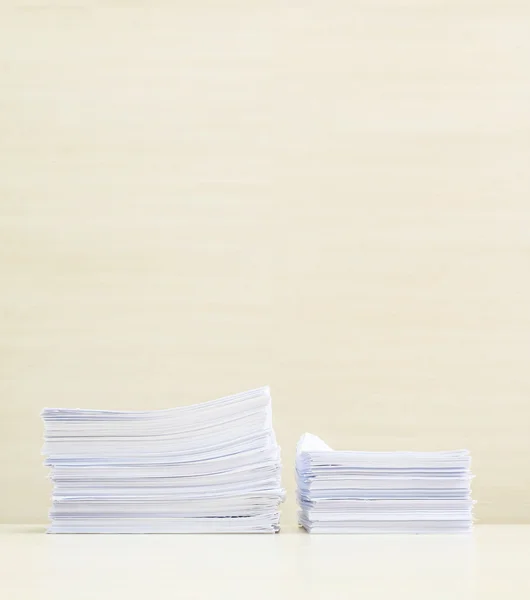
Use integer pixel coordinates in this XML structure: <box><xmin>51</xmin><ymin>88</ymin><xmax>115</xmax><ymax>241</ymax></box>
<box><xmin>42</xmin><ymin>387</ymin><xmax>284</xmax><ymax>533</ymax></box>
<box><xmin>296</xmin><ymin>433</ymin><xmax>473</xmax><ymax>534</ymax></box>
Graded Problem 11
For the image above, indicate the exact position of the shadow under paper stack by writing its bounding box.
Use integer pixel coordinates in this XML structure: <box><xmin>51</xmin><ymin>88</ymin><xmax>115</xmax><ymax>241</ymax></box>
<box><xmin>42</xmin><ymin>387</ymin><xmax>284</xmax><ymax>533</ymax></box>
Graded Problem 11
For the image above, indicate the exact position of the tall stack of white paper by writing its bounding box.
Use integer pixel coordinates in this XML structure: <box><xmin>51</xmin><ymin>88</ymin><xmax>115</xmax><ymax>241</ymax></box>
<box><xmin>42</xmin><ymin>387</ymin><xmax>284</xmax><ymax>533</ymax></box>
<box><xmin>296</xmin><ymin>433</ymin><xmax>473</xmax><ymax>534</ymax></box>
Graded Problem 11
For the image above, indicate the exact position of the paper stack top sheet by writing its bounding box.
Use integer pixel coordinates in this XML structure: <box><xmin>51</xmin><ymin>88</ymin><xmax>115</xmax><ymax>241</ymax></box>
<box><xmin>42</xmin><ymin>387</ymin><xmax>284</xmax><ymax>533</ymax></box>
<box><xmin>296</xmin><ymin>433</ymin><xmax>473</xmax><ymax>534</ymax></box>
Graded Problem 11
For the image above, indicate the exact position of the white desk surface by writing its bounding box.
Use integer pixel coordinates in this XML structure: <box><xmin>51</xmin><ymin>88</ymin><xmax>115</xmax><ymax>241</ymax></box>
<box><xmin>0</xmin><ymin>525</ymin><xmax>529</xmax><ymax>600</ymax></box>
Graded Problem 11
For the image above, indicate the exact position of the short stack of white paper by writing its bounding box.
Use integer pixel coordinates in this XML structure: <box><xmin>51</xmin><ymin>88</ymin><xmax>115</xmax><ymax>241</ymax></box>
<box><xmin>296</xmin><ymin>433</ymin><xmax>473</xmax><ymax>534</ymax></box>
<box><xmin>42</xmin><ymin>387</ymin><xmax>284</xmax><ymax>533</ymax></box>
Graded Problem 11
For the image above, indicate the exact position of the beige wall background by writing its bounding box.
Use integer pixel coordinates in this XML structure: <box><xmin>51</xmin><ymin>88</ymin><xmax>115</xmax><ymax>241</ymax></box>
<box><xmin>1</xmin><ymin>1</ymin><xmax>529</xmax><ymax>526</ymax></box>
